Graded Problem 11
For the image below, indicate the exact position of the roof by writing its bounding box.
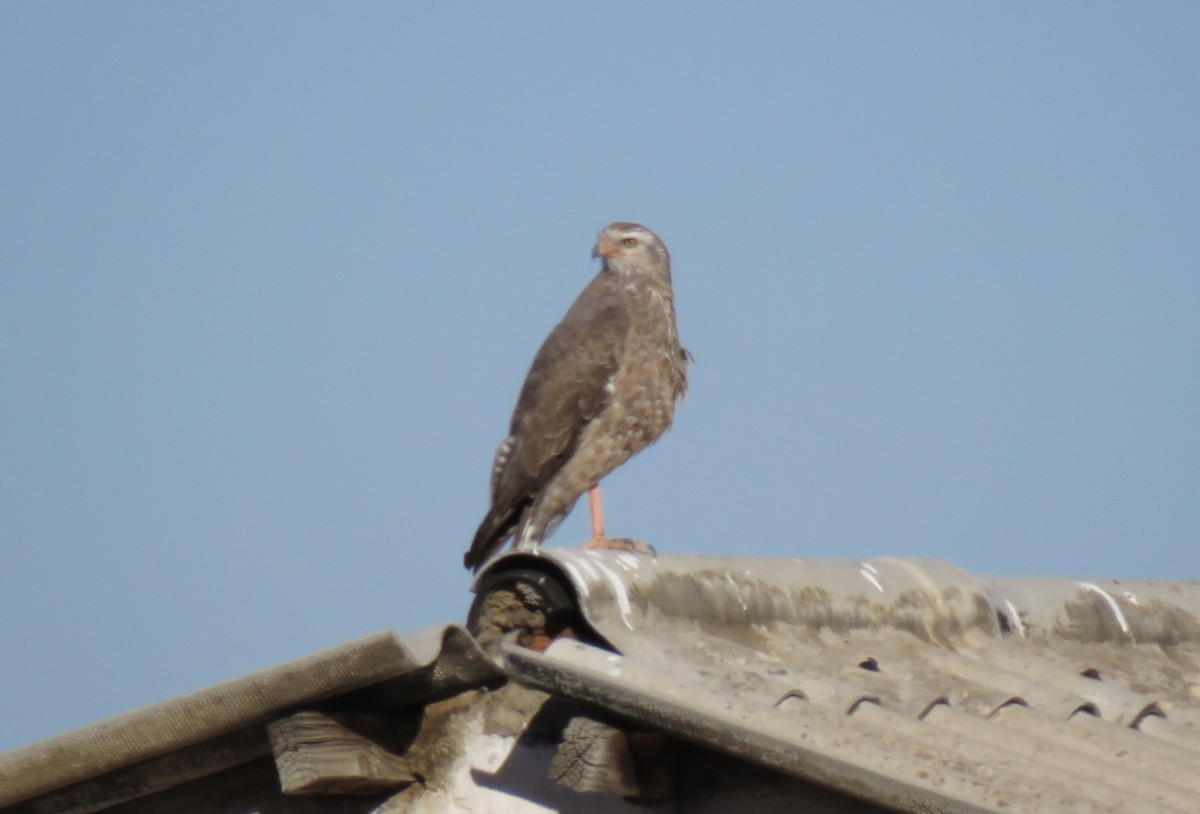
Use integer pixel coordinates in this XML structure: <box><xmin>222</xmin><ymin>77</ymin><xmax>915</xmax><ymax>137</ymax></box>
<box><xmin>3</xmin><ymin>550</ymin><xmax>1200</xmax><ymax>813</ymax></box>
<box><xmin>480</xmin><ymin>550</ymin><xmax>1200</xmax><ymax>813</ymax></box>
<box><xmin>0</xmin><ymin>626</ymin><xmax>502</xmax><ymax>813</ymax></box>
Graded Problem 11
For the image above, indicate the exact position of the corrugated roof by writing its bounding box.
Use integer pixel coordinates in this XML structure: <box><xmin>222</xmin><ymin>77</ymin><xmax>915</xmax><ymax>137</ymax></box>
<box><xmin>0</xmin><ymin>625</ymin><xmax>501</xmax><ymax>812</ymax></box>
<box><xmin>480</xmin><ymin>550</ymin><xmax>1200</xmax><ymax>814</ymax></box>
<box><xmin>4</xmin><ymin>551</ymin><xmax>1199</xmax><ymax>813</ymax></box>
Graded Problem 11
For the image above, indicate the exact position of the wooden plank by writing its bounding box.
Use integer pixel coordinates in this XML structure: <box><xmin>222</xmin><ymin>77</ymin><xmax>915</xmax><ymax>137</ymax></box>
<box><xmin>550</xmin><ymin>715</ymin><xmax>675</xmax><ymax>799</ymax></box>
<box><xmin>267</xmin><ymin>711</ymin><xmax>417</xmax><ymax>795</ymax></box>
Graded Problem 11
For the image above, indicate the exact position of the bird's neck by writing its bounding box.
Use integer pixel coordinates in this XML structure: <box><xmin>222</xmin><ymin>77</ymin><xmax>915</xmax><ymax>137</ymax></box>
<box><xmin>603</xmin><ymin>261</ymin><xmax>674</xmax><ymax>296</ymax></box>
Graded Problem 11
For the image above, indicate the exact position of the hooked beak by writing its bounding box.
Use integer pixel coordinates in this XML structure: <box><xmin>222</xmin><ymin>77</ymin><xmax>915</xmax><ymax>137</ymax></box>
<box><xmin>592</xmin><ymin>234</ymin><xmax>622</xmax><ymax>260</ymax></box>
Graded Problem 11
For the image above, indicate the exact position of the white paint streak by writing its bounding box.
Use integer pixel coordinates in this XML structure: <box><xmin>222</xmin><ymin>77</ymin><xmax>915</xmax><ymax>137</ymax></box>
<box><xmin>1077</xmin><ymin>581</ymin><xmax>1130</xmax><ymax>633</ymax></box>
<box><xmin>859</xmin><ymin>563</ymin><xmax>885</xmax><ymax>593</ymax></box>
<box><xmin>1003</xmin><ymin>599</ymin><xmax>1027</xmax><ymax>636</ymax></box>
<box><xmin>572</xmin><ymin>555</ymin><xmax>599</xmax><ymax>583</ymax></box>
<box><xmin>615</xmin><ymin>552</ymin><xmax>641</xmax><ymax>571</ymax></box>
<box><xmin>591</xmin><ymin>560</ymin><xmax>635</xmax><ymax>630</ymax></box>
<box><xmin>724</xmin><ymin>572</ymin><xmax>748</xmax><ymax>611</ymax></box>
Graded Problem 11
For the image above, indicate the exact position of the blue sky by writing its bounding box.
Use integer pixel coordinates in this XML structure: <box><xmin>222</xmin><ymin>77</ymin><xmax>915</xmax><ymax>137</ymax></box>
<box><xmin>2</xmin><ymin>3</ymin><xmax>1198</xmax><ymax>750</ymax></box>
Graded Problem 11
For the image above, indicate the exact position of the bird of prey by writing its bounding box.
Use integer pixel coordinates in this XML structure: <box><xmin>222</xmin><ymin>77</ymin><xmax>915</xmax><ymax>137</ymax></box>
<box><xmin>464</xmin><ymin>222</ymin><xmax>689</xmax><ymax>571</ymax></box>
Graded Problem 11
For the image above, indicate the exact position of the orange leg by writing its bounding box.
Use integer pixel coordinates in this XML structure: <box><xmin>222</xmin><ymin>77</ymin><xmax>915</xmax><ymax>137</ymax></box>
<box><xmin>587</xmin><ymin>485</ymin><xmax>606</xmax><ymax>543</ymax></box>
<box><xmin>577</xmin><ymin>485</ymin><xmax>656</xmax><ymax>556</ymax></box>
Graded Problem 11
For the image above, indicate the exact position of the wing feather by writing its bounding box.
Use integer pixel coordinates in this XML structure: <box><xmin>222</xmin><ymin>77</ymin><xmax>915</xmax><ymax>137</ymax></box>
<box><xmin>464</xmin><ymin>274</ymin><xmax>630</xmax><ymax>569</ymax></box>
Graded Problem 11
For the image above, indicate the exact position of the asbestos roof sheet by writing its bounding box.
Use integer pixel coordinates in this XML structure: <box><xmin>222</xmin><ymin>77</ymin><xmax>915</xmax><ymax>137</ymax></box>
<box><xmin>4</xmin><ymin>551</ymin><xmax>1198</xmax><ymax>814</ymax></box>
<box><xmin>484</xmin><ymin>550</ymin><xmax>1200</xmax><ymax>814</ymax></box>
<box><xmin>0</xmin><ymin>625</ymin><xmax>500</xmax><ymax>811</ymax></box>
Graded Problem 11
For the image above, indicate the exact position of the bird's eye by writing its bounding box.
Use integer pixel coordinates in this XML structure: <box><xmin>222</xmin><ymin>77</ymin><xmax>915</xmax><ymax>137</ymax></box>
<box><xmin>621</xmin><ymin>237</ymin><xmax>638</xmax><ymax>248</ymax></box>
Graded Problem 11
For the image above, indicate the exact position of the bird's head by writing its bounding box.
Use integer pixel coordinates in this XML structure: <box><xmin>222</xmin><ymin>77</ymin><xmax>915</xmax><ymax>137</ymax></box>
<box><xmin>592</xmin><ymin>222</ymin><xmax>671</xmax><ymax>282</ymax></box>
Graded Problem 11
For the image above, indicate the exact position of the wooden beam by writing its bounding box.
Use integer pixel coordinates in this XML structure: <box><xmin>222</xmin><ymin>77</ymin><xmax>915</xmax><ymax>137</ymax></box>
<box><xmin>268</xmin><ymin>711</ymin><xmax>417</xmax><ymax>795</ymax></box>
<box><xmin>549</xmin><ymin>715</ymin><xmax>675</xmax><ymax>799</ymax></box>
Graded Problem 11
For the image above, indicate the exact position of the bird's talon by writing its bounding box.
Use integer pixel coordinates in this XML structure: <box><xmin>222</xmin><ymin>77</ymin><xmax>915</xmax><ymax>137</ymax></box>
<box><xmin>578</xmin><ymin>537</ymin><xmax>657</xmax><ymax>557</ymax></box>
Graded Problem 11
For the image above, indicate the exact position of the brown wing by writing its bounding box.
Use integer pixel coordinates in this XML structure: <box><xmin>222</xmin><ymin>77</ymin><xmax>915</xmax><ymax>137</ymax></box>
<box><xmin>464</xmin><ymin>277</ymin><xmax>630</xmax><ymax>569</ymax></box>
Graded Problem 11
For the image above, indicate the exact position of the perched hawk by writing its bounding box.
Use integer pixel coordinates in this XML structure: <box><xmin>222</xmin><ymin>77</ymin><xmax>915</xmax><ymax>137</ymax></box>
<box><xmin>464</xmin><ymin>222</ymin><xmax>688</xmax><ymax>571</ymax></box>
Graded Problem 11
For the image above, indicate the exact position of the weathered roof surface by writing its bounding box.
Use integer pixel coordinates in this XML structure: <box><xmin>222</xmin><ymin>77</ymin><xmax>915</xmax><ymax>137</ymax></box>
<box><xmin>0</xmin><ymin>625</ymin><xmax>501</xmax><ymax>812</ymax></box>
<box><xmin>3</xmin><ymin>551</ymin><xmax>1199</xmax><ymax>814</ymax></box>
<box><xmin>482</xmin><ymin>550</ymin><xmax>1200</xmax><ymax>814</ymax></box>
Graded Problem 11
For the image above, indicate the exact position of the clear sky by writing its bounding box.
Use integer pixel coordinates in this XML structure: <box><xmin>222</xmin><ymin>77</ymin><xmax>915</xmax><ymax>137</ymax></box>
<box><xmin>2</xmin><ymin>3</ymin><xmax>1198</xmax><ymax>750</ymax></box>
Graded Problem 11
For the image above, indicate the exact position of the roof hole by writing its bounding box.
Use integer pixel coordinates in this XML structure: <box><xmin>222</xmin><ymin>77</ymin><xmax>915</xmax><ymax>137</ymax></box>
<box><xmin>919</xmin><ymin>697</ymin><xmax>952</xmax><ymax>720</ymax></box>
<box><xmin>858</xmin><ymin>657</ymin><xmax>880</xmax><ymax>672</ymax></box>
<box><xmin>847</xmin><ymin>696</ymin><xmax>882</xmax><ymax>715</ymax></box>
<box><xmin>988</xmin><ymin>697</ymin><xmax>1029</xmax><ymax>719</ymax></box>
<box><xmin>773</xmin><ymin>689</ymin><xmax>807</xmax><ymax>708</ymax></box>
<box><xmin>1079</xmin><ymin>667</ymin><xmax>1102</xmax><ymax>680</ymax></box>
<box><xmin>1132</xmin><ymin>704</ymin><xmax>1166</xmax><ymax>729</ymax></box>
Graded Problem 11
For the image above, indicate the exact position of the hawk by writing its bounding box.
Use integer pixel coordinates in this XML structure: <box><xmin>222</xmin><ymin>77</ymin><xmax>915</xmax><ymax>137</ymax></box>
<box><xmin>464</xmin><ymin>222</ymin><xmax>688</xmax><ymax>571</ymax></box>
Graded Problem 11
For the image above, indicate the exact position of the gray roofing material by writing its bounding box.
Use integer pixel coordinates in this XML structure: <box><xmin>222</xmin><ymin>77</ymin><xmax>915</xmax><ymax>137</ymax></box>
<box><xmin>0</xmin><ymin>625</ymin><xmax>501</xmax><ymax>811</ymax></box>
<box><xmin>485</xmin><ymin>550</ymin><xmax>1200</xmax><ymax>813</ymax></box>
<box><xmin>2</xmin><ymin>551</ymin><xmax>1199</xmax><ymax>814</ymax></box>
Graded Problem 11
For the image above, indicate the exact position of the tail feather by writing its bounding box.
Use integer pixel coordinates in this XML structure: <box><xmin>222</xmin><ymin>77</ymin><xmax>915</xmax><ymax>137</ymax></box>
<box><xmin>463</xmin><ymin>504</ymin><xmax>521</xmax><ymax>571</ymax></box>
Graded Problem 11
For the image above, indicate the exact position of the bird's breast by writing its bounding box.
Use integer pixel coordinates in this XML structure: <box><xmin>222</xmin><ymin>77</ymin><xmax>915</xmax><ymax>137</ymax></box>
<box><xmin>601</xmin><ymin>290</ymin><xmax>685</xmax><ymax>444</ymax></box>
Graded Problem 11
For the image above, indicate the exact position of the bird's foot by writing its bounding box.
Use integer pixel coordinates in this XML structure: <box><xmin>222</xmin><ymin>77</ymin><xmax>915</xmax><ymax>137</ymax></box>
<box><xmin>577</xmin><ymin>537</ymin><xmax>657</xmax><ymax>557</ymax></box>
